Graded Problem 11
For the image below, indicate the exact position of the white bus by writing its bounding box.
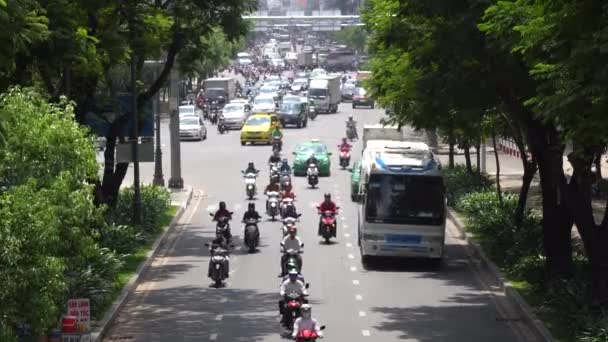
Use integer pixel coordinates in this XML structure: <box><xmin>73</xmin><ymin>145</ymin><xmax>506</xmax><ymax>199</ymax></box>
<box><xmin>356</xmin><ymin>140</ymin><xmax>446</xmax><ymax>264</ymax></box>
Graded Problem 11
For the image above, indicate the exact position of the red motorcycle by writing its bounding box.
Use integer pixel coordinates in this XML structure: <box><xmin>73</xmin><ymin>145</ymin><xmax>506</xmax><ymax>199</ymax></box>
<box><xmin>295</xmin><ymin>326</ymin><xmax>326</xmax><ymax>341</ymax></box>
<box><xmin>338</xmin><ymin>146</ymin><xmax>351</xmax><ymax>169</ymax></box>
<box><xmin>317</xmin><ymin>207</ymin><xmax>340</xmax><ymax>244</ymax></box>
<box><xmin>283</xmin><ymin>292</ymin><xmax>306</xmax><ymax>330</ymax></box>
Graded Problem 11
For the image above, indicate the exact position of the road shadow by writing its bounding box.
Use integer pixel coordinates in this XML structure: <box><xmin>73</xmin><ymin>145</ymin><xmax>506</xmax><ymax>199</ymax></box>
<box><xmin>370</xmin><ymin>291</ymin><xmax>518</xmax><ymax>341</ymax></box>
<box><xmin>106</xmin><ymin>286</ymin><xmax>280</xmax><ymax>342</ymax></box>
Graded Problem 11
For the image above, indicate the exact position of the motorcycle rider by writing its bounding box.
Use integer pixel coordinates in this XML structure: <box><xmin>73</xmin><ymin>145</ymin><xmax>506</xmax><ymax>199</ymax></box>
<box><xmin>279</xmin><ymin>269</ymin><xmax>308</xmax><ymax>326</ymax></box>
<box><xmin>338</xmin><ymin>137</ymin><xmax>352</xmax><ymax>151</ymax></box>
<box><xmin>265</xmin><ymin>179</ymin><xmax>281</xmax><ymax>212</ymax></box>
<box><xmin>268</xmin><ymin>150</ymin><xmax>282</xmax><ymax>165</ymax></box>
<box><xmin>282</xmin><ymin>203</ymin><xmax>300</xmax><ymax>219</ymax></box>
<box><xmin>212</xmin><ymin>201</ymin><xmax>233</xmax><ymax>243</ymax></box>
<box><xmin>292</xmin><ymin>304</ymin><xmax>323</xmax><ymax>339</ymax></box>
<box><xmin>242</xmin><ymin>203</ymin><xmax>261</xmax><ymax>244</ymax></box>
<box><xmin>306</xmin><ymin>154</ymin><xmax>319</xmax><ymax>168</ymax></box>
<box><xmin>346</xmin><ymin>115</ymin><xmax>358</xmax><ymax>139</ymax></box>
<box><xmin>243</xmin><ymin>162</ymin><xmax>259</xmax><ymax>175</ymax></box>
<box><xmin>280</xmin><ymin>158</ymin><xmax>292</xmax><ymax>174</ymax></box>
<box><xmin>280</xmin><ymin>227</ymin><xmax>304</xmax><ymax>276</ymax></box>
<box><xmin>317</xmin><ymin>193</ymin><xmax>338</xmax><ymax>236</ymax></box>
<box><xmin>208</xmin><ymin>234</ymin><xmax>230</xmax><ymax>279</ymax></box>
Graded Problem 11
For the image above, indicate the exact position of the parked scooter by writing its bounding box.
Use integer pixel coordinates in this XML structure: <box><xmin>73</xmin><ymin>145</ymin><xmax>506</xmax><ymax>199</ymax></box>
<box><xmin>307</xmin><ymin>164</ymin><xmax>319</xmax><ymax>188</ymax></box>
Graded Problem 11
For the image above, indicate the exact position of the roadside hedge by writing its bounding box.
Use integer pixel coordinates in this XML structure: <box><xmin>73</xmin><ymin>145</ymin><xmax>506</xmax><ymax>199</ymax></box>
<box><xmin>444</xmin><ymin>164</ymin><xmax>606</xmax><ymax>341</ymax></box>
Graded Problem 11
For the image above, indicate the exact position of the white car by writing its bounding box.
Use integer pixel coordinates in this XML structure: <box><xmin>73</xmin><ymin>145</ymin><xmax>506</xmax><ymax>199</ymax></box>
<box><xmin>291</xmin><ymin>78</ymin><xmax>308</xmax><ymax>92</ymax></box>
<box><xmin>221</xmin><ymin>103</ymin><xmax>250</xmax><ymax>129</ymax></box>
<box><xmin>310</xmin><ymin>68</ymin><xmax>327</xmax><ymax>79</ymax></box>
<box><xmin>179</xmin><ymin>115</ymin><xmax>206</xmax><ymax>141</ymax></box>
<box><xmin>252</xmin><ymin>95</ymin><xmax>277</xmax><ymax>114</ymax></box>
<box><xmin>179</xmin><ymin>105</ymin><xmax>197</xmax><ymax>118</ymax></box>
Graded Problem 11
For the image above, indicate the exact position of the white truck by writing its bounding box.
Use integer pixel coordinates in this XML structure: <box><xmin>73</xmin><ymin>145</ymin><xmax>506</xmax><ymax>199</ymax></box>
<box><xmin>307</xmin><ymin>75</ymin><xmax>341</xmax><ymax>113</ymax></box>
<box><xmin>297</xmin><ymin>51</ymin><xmax>313</xmax><ymax>68</ymax></box>
<box><xmin>204</xmin><ymin>77</ymin><xmax>236</xmax><ymax>102</ymax></box>
<box><xmin>355</xmin><ymin>124</ymin><xmax>446</xmax><ymax>264</ymax></box>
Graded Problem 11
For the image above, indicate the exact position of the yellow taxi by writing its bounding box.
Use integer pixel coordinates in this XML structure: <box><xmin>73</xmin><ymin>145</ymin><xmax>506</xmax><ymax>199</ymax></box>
<box><xmin>240</xmin><ymin>114</ymin><xmax>275</xmax><ymax>145</ymax></box>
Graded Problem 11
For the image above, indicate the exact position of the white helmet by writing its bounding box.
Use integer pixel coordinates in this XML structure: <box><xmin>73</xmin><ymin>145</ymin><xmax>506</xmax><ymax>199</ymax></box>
<box><xmin>300</xmin><ymin>304</ymin><xmax>311</xmax><ymax>318</ymax></box>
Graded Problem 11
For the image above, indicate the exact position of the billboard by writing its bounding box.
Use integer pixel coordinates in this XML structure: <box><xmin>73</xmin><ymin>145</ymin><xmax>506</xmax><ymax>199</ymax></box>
<box><xmin>85</xmin><ymin>94</ymin><xmax>154</xmax><ymax>138</ymax></box>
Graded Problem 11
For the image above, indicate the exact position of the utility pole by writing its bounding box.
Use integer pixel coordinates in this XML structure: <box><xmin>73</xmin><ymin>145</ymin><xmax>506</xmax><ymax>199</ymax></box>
<box><xmin>152</xmin><ymin>66</ymin><xmax>165</xmax><ymax>186</ymax></box>
<box><xmin>128</xmin><ymin>0</ymin><xmax>142</xmax><ymax>224</ymax></box>
<box><xmin>168</xmin><ymin>67</ymin><xmax>184</xmax><ymax>189</ymax></box>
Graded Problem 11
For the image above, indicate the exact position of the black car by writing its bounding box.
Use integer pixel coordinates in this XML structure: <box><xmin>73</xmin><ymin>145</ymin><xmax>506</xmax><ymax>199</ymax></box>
<box><xmin>204</xmin><ymin>88</ymin><xmax>228</xmax><ymax>107</ymax></box>
<box><xmin>277</xmin><ymin>102</ymin><xmax>307</xmax><ymax>128</ymax></box>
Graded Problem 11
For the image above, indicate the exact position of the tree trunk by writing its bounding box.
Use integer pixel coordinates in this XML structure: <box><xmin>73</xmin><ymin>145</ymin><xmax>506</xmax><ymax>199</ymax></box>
<box><xmin>492</xmin><ymin>132</ymin><xmax>502</xmax><ymax>203</ymax></box>
<box><xmin>475</xmin><ymin>141</ymin><xmax>481</xmax><ymax>176</ymax></box>
<box><xmin>565</xmin><ymin>149</ymin><xmax>608</xmax><ymax>304</ymax></box>
<box><xmin>593</xmin><ymin>149</ymin><xmax>603</xmax><ymax>181</ymax></box>
<box><xmin>463</xmin><ymin>140</ymin><xmax>473</xmax><ymax>174</ymax></box>
<box><xmin>448</xmin><ymin>125</ymin><xmax>455</xmax><ymax>169</ymax></box>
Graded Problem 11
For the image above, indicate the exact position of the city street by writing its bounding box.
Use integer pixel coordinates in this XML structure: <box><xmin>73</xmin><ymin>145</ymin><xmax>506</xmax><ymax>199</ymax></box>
<box><xmin>104</xmin><ymin>103</ymin><xmax>535</xmax><ymax>341</ymax></box>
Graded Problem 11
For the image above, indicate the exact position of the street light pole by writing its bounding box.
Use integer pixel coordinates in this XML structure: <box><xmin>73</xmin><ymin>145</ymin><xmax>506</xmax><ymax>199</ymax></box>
<box><xmin>128</xmin><ymin>1</ymin><xmax>142</xmax><ymax>224</ymax></box>
<box><xmin>152</xmin><ymin>67</ymin><xmax>165</xmax><ymax>186</ymax></box>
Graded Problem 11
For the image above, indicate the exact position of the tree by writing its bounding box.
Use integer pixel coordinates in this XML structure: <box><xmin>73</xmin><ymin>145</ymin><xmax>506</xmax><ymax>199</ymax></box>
<box><xmin>364</xmin><ymin>0</ymin><xmax>575</xmax><ymax>280</ymax></box>
<box><xmin>481</xmin><ymin>0</ymin><xmax>608</xmax><ymax>303</ymax></box>
<box><xmin>0</xmin><ymin>88</ymin><xmax>105</xmax><ymax>337</ymax></box>
<box><xmin>0</xmin><ymin>0</ymin><xmax>256</xmax><ymax>206</ymax></box>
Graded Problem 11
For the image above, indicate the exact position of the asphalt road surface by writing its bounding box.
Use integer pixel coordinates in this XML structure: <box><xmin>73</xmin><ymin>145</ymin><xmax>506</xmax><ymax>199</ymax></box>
<box><xmin>105</xmin><ymin>102</ymin><xmax>536</xmax><ymax>341</ymax></box>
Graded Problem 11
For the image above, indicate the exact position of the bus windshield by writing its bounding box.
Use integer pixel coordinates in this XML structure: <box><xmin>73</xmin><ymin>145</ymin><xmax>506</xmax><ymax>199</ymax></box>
<box><xmin>365</xmin><ymin>174</ymin><xmax>445</xmax><ymax>225</ymax></box>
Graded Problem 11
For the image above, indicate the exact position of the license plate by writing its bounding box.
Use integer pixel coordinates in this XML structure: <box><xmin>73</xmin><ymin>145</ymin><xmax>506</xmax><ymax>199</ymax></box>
<box><xmin>385</xmin><ymin>234</ymin><xmax>421</xmax><ymax>244</ymax></box>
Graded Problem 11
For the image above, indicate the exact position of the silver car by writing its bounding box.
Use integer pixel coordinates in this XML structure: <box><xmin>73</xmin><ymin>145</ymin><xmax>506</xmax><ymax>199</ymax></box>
<box><xmin>179</xmin><ymin>115</ymin><xmax>207</xmax><ymax>141</ymax></box>
<box><xmin>341</xmin><ymin>83</ymin><xmax>356</xmax><ymax>101</ymax></box>
<box><xmin>221</xmin><ymin>103</ymin><xmax>250</xmax><ymax>129</ymax></box>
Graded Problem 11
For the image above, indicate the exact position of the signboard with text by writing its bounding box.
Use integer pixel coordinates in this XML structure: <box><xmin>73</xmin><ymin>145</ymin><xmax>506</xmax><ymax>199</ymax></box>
<box><xmin>67</xmin><ymin>299</ymin><xmax>90</xmax><ymax>332</ymax></box>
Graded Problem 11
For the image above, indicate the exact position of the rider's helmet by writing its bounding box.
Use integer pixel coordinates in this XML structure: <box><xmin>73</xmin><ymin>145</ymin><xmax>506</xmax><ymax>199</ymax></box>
<box><xmin>300</xmin><ymin>304</ymin><xmax>312</xmax><ymax>318</ymax></box>
<box><xmin>248</xmin><ymin>162</ymin><xmax>255</xmax><ymax>170</ymax></box>
<box><xmin>288</xmin><ymin>269</ymin><xmax>299</xmax><ymax>281</ymax></box>
<box><xmin>342</xmin><ymin>137</ymin><xmax>348</xmax><ymax>144</ymax></box>
<box><xmin>282</xmin><ymin>158</ymin><xmax>289</xmax><ymax>165</ymax></box>
<box><xmin>324</xmin><ymin>193</ymin><xmax>331</xmax><ymax>202</ymax></box>
<box><xmin>219</xmin><ymin>201</ymin><xmax>227</xmax><ymax>210</ymax></box>
<box><xmin>348</xmin><ymin>114</ymin><xmax>353</xmax><ymax>121</ymax></box>
<box><xmin>248</xmin><ymin>202</ymin><xmax>255</xmax><ymax>212</ymax></box>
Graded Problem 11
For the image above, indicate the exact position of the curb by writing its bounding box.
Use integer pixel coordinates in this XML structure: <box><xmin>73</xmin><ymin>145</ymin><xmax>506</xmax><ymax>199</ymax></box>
<box><xmin>447</xmin><ymin>209</ymin><xmax>555</xmax><ymax>342</ymax></box>
<box><xmin>91</xmin><ymin>186</ymin><xmax>194</xmax><ymax>342</ymax></box>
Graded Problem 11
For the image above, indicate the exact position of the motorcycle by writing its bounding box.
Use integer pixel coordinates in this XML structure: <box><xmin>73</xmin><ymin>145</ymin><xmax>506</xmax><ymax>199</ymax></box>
<box><xmin>317</xmin><ymin>208</ymin><xmax>340</xmax><ymax>244</ymax></box>
<box><xmin>294</xmin><ymin>326</ymin><xmax>326</xmax><ymax>342</ymax></box>
<box><xmin>282</xmin><ymin>248</ymin><xmax>303</xmax><ymax>277</ymax></box>
<box><xmin>204</xmin><ymin>242</ymin><xmax>231</xmax><ymax>288</ymax></box>
<box><xmin>339</xmin><ymin>147</ymin><xmax>351</xmax><ymax>169</ymax></box>
<box><xmin>307</xmin><ymin>164</ymin><xmax>319</xmax><ymax>188</ymax></box>
<box><xmin>282</xmin><ymin>216</ymin><xmax>300</xmax><ymax>237</ymax></box>
<box><xmin>217</xmin><ymin>116</ymin><xmax>227</xmax><ymax>134</ymax></box>
<box><xmin>280</xmin><ymin>197</ymin><xmax>296</xmax><ymax>219</ymax></box>
<box><xmin>346</xmin><ymin>122</ymin><xmax>357</xmax><ymax>140</ymax></box>
<box><xmin>282</xmin><ymin>291</ymin><xmax>306</xmax><ymax>330</ymax></box>
<box><xmin>272</xmin><ymin>136</ymin><xmax>282</xmax><ymax>153</ymax></box>
<box><xmin>209</xmin><ymin>213</ymin><xmax>233</xmax><ymax>243</ymax></box>
<box><xmin>269</xmin><ymin>162</ymin><xmax>281</xmax><ymax>181</ymax></box>
<box><xmin>266</xmin><ymin>191</ymin><xmax>280</xmax><ymax>221</ymax></box>
<box><xmin>242</xmin><ymin>171</ymin><xmax>257</xmax><ymax>200</ymax></box>
<box><xmin>243</xmin><ymin>218</ymin><xmax>260</xmax><ymax>253</ymax></box>
<box><xmin>308</xmin><ymin>104</ymin><xmax>318</xmax><ymax>120</ymax></box>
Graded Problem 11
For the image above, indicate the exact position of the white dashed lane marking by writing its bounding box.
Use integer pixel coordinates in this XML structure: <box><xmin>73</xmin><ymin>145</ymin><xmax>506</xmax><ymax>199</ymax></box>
<box><xmin>344</xmin><ymin>233</ymin><xmax>351</xmax><ymax>238</ymax></box>
<box><xmin>346</xmin><ymin>242</ymin><xmax>353</xmax><ymax>248</ymax></box>
<box><xmin>215</xmin><ymin>314</ymin><xmax>223</xmax><ymax>321</ymax></box>
<box><xmin>209</xmin><ymin>333</ymin><xmax>218</xmax><ymax>340</ymax></box>
<box><xmin>362</xmin><ymin>330</ymin><xmax>371</xmax><ymax>337</ymax></box>
<box><xmin>348</xmin><ymin>253</ymin><xmax>355</xmax><ymax>259</ymax></box>
<box><xmin>350</xmin><ymin>266</ymin><xmax>357</xmax><ymax>272</ymax></box>
<box><xmin>219</xmin><ymin>297</ymin><xmax>228</xmax><ymax>303</ymax></box>
<box><xmin>359</xmin><ymin>311</ymin><xmax>367</xmax><ymax>317</ymax></box>
<box><xmin>352</xmin><ymin>279</ymin><xmax>360</xmax><ymax>285</ymax></box>
<box><xmin>355</xmin><ymin>294</ymin><xmax>363</xmax><ymax>301</ymax></box>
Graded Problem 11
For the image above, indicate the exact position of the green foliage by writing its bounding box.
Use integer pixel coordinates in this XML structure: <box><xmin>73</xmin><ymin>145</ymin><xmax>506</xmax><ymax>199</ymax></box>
<box><xmin>332</xmin><ymin>26</ymin><xmax>368</xmax><ymax>53</ymax></box>
<box><xmin>0</xmin><ymin>87</ymin><xmax>97</xmax><ymax>188</ymax></box>
<box><xmin>112</xmin><ymin>184</ymin><xmax>171</xmax><ymax>232</ymax></box>
<box><xmin>442</xmin><ymin>165</ymin><xmax>493</xmax><ymax>206</ymax></box>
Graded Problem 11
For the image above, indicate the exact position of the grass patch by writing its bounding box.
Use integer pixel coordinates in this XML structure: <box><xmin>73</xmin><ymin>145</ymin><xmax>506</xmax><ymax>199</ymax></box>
<box><xmin>93</xmin><ymin>205</ymin><xmax>179</xmax><ymax>323</ymax></box>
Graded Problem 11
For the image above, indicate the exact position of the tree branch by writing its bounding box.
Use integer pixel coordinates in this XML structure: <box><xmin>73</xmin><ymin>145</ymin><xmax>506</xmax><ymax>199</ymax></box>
<box><xmin>138</xmin><ymin>30</ymin><xmax>183</xmax><ymax>106</ymax></box>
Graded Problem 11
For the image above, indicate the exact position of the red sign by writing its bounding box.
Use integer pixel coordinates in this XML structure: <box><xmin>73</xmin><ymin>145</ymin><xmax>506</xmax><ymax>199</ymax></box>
<box><xmin>67</xmin><ymin>299</ymin><xmax>90</xmax><ymax>332</ymax></box>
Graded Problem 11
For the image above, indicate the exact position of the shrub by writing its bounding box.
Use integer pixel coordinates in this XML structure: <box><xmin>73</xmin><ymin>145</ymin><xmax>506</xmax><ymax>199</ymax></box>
<box><xmin>457</xmin><ymin>191</ymin><xmax>543</xmax><ymax>278</ymax></box>
<box><xmin>112</xmin><ymin>185</ymin><xmax>171</xmax><ymax>232</ymax></box>
<box><xmin>99</xmin><ymin>224</ymin><xmax>145</xmax><ymax>255</ymax></box>
<box><xmin>442</xmin><ymin>164</ymin><xmax>493</xmax><ymax>206</ymax></box>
